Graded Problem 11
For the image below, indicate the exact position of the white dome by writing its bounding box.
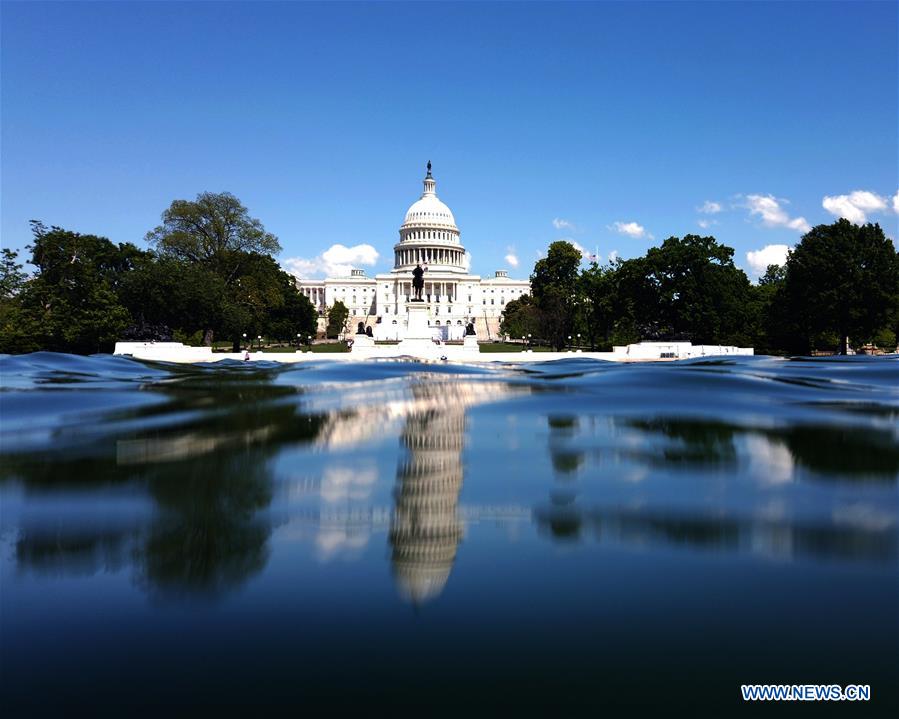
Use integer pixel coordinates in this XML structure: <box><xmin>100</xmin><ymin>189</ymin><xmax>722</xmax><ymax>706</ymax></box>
<box><xmin>403</xmin><ymin>195</ymin><xmax>457</xmax><ymax>228</ymax></box>
<box><xmin>401</xmin><ymin>165</ymin><xmax>458</xmax><ymax>229</ymax></box>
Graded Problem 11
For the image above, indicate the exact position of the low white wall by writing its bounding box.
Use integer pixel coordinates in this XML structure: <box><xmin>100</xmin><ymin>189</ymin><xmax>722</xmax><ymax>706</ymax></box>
<box><xmin>114</xmin><ymin>342</ymin><xmax>215</xmax><ymax>362</ymax></box>
<box><xmin>612</xmin><ymin>342</ymin><xmax>753</xmax><ymax>359</ymax></box>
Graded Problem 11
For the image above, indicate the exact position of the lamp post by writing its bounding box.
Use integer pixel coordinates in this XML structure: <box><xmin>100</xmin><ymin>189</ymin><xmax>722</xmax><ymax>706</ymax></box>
<box><xmin>242</xmin><ymin>332</ymin><xmax>247</xmax><ymax>351</ymax></box>
<box><xmin>296</xmin><ymin>333</ymin><xmax>301</xmax><ymax>350</ymax></box>
<box><xmin>527</xmin><ymin>333</ymin><xmax>532</xmax><ymax>350</ymax></box>
<box><xmin>568</xmin><ymin>335</ymin><xmax>572</xmax><ymax>350</ymax></box>
<box><xmin>257</xmin><ymin>335</ymin><xmax>262</xmax><ymax>351</ymax></box>
<box><xmin>577</xmin><ymin>333</ymin><xmax>581</xmax><ymax>350</ymax></box>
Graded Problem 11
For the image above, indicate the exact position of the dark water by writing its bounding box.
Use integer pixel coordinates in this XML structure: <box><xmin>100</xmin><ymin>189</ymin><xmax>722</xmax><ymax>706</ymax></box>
<box><xmin>1</xmin><ymin>353</ymin><xmax>897</xmax><ymax>714</ymax></box>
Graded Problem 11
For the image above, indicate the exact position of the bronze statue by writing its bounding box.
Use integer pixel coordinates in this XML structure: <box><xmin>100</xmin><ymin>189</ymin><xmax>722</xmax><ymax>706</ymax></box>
<box><xmin>465</xmin><ymin>322</ymin><xmax>476</xmax><ymax>336</ymax></box>
<box><xmin>356</xmin><ymin>321</ymin><xmax>366</xmax><ymax>335</ymax></box>
<box><xmin>411</xmin><ymin>263</ymin><xmax>425</xmax><ymax>301</ymax></box>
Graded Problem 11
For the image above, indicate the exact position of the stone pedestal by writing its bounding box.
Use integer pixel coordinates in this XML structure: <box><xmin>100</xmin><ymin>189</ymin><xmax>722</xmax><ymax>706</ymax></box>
<box><xmin>397</xmin><ymin>302</ymin><xmax>437</xmax><ymax>355</ymax></box>
<box><xmin>350</xmin><ymin>334</ymin><xmax>375</xmax><ymax>353</ymax></box>
<box><xmin>463</xmin><ymin>334</ymin><xmax>479</xmax><ymax>353</ymax></box>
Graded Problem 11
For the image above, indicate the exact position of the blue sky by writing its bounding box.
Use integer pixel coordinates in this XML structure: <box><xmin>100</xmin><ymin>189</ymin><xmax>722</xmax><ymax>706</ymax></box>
<box><xmin>2</xmin><ymin>1</ymin><xmax>897</xmax><ymax>280</ymax></box>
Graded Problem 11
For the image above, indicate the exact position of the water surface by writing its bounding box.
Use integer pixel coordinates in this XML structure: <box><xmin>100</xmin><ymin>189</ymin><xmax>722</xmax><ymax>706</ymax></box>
<box><xmin>2</xmin><ymin>353</ymin><xmax>897</xmax><ymax>713</ymax></box>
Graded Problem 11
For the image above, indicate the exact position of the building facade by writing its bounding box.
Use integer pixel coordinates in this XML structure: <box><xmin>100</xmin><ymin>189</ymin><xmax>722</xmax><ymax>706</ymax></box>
<box><xmin>296</xmin><ymin>164</ymin><xmax>530</xmax><ymax>340</ymax></box>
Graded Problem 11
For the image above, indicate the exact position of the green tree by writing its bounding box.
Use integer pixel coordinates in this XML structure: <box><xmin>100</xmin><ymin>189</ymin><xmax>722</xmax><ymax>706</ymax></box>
<box><xmin>749</xmin><ymin>263</ymin><xmax>794</xmax><ymax>354</ymax></box>
<box><xmin>146</xmin><ymin>192</ymin><xmax>281</xmax><ymax>345</ymax></box>
<box><xmin>499</xmin><ymin>294</ymin><xmax>541</xmax><ymax>340</ymax></box>
<box><xmin>268</xmin><ymin>277</ymin><xmax>318</xmax><ymax>345</ymax></box>
<box><xmin>531</xmin><ymin>241</ymin><xmax>583</xmax><ymax>349</ymax></box>
<box><xmin>0</xmin><ymin>249</ymin><xmax>28</xmax><ymax>299</ymax></box>
<box><xmin>326</xmin><ymin>300</ymin><xmax>349</xmax><ymax>339</ymax></box>
<box><xmin>579</xmin><ymin>261</ymin><xmax>621</xmax><ymax>349</ymax></box>
<box><xmin>2</xmin><ymin>223</ymin><xmax>133</xmax><ymax>354</ymax></box>
<box><xmin>616</xmin><ymin>235</ymin><xmax>754</xmax><ymax>345</ymax></box>
<box><xmin>783</xmin><ymin>219</ymin><xmax>899</xmax><ymax>354</ymax></box>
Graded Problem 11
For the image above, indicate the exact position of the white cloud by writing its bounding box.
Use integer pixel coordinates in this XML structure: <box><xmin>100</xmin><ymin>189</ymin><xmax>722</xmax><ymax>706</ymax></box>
<box><xmin>892</xmin><ymin>190</ymin><xmax>899</xmax><ymax>214</ymax></box>
<box><xmin>462</xmin><ymin>251</ymin><xmax>472</xmax><ymax>271</ymax></box>
<box><xmin>552</xmin><ymin>217</ymin><xmax>576</xmax><ymax>231</ymax></box>
<box><xmin>504</xmin><ymin>246</ymin><xmax>519</xmax><ymax>267</ymax></box>
<box><xmin>746</xmin><ymin>244</ymin><xmax>791</xmax><ymax>275</ymax></box>
<box><xmin>697</xmin><ymin>200</ymin><xmax>723</xmax><ymax>214</ymax></box>
<box><xmin>697</xmin><ymin>218</ymin><xmax>719</xmax><ymax>229</ymax></box>
<box><xmin>822</xmin><ymin>190</ymin><xmax>888</xmax><ymax>224</ymax></box>
<box><xmin>609</xmin><ymin>221</ymin><xmax>652</xmax><ymax>240</ymax></box>
<box><xmin>744</xmin><ymin>194</ymin><xmax>810</xmax><ymax>234</ymax></box>
<box><xmin>320</xmin><ymin>466</ymin><xmax>378</xmax><ymax>504</ymax></box>
<box><xmin>608</xmin><ymin>249</ymin><xmax>619</xmax><ymax>263</ymax></box>
<box><xmin>282</xmin><ymin>243</ymin><xmax>379</xmax><ymax>279</ymax></box>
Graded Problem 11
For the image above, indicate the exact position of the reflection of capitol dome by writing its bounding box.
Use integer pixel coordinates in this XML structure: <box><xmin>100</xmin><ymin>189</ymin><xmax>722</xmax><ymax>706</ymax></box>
<box><xmin>392</xmin><ymin>539</ymin><xmax>458</xmax><ymax>604</ymax></box>
<box><xmin>389</xmin><ymin>386</ymin><xmax>466</xmax><ymax>605</ymax></box>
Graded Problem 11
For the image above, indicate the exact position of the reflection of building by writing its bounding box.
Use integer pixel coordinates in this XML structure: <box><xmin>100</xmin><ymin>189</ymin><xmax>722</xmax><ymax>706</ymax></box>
<box><xmin>389</xmin><ymin>388</ymin><xmax>466</xmax><ymax>605</ymax></box>
<box><xmin>295</xmin><ymin>164</ymin><xmax>530</xmax><ymax>340</ymax></box>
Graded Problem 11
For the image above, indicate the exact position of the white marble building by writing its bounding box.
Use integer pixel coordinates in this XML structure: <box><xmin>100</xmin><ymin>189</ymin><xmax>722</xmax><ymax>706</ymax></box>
<box><xmin>296</xmin><ymin>163</ymin><xmax>530</xmax><ymax>340</ymax></box>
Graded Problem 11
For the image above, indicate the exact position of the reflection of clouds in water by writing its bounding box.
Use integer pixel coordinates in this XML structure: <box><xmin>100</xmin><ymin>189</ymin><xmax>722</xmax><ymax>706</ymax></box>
<box><xmin>315</xmin><ymin>526</ymin><xmax>370</xmax><ymax>561</ymax></box>
<box><xmin>319</xmin><ymin>466</ymin><xmax>378</xmax><ymax>503</ymax></box>
<box><xmin>740</xmin><ymin>434</ymin><xmax>795</xmax><ymax>485</ymax></box>
<box><xmin>833</xmin><ymin>503</ymin><xmax>895</xmax><ymax>531</ymax></box>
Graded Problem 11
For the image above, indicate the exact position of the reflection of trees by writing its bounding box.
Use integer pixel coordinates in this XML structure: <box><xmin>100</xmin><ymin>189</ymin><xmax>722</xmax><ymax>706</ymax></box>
<box><xmin>625</xmin><ymin>418</ymin><xmax>737</xmax><ymax>466</ymax></box>
<box><xmin>779</xmin><ymin>425</ymin><xmax>899</xmax><ymax>480</ymax></box>
<box><xmin>533</xmin><ymin>505</ymin><xmax>896</xmax><ymax>562</ymax></box>
<box><xmin>2</xmin><ymin>368</ymin><xmax>324</xmax><ymax>599</ymax></box>
<box><xmin>547</xmin><ymin>415</ymin><xmax>585</xmax><ymax>476</ymax></box>
<box><xmin>389</xmin><ymin>391</ymin><xmax>466</xmax><ymax>606</ymax></box>
<box><xmin>137</xmin><ymin>449</ymin><xmax>273</xmax><ymax>598</ymax></box>
<box><xmin>621</xmin><ymin>417</ymin><xmax>898</xmax><ymax>481</ymax></box>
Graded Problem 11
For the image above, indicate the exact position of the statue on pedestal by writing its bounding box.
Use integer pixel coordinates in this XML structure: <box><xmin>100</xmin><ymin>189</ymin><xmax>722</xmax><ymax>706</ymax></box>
<box><xmin>465</xmin><ymin>322</ymin><xmax>476</xmax><ymax>336</ymax></box>
<box><xmin>356</xmin><ymin>322</ymin><xmax>366</xmax><ymax>335</ymax></box>
<box><xmin>411</xmin><ymin>263</ymin><xmax>426</xmax><ymax>302</ymax></box>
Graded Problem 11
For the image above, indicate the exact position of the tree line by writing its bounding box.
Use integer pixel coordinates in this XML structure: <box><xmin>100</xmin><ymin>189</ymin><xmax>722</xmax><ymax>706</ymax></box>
<box><xmin>0</xmin><ymin>192</ymin><xmax>318</xmax><ymax>354</ymax></box>
<box><xmin>1</xmin><ymin>194</ymin><xmax>896</xmax><ymax>356</ymax></box>
<box><xmin>501</xmin><ymin>220</ymin><xmax>899</xmax><ymax>355</ymax></box>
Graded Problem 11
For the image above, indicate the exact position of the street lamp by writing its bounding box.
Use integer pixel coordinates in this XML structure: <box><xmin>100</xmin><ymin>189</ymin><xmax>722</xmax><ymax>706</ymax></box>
<box><xmin>242</xmin><ymin>332</ymin><xmax>247</xmax><ymax>350</ymax></box>
<box><xmin>568</xmin><ymin>335</ymin><xmax>572</xmax><ymax>350</ymax></box>
<box><xmin>257</xmin><ymin>335</ymin><xmax>262</xmax><ymax>351</ymax></box>
<box><xmin>296</xmin><ymin>333</ymin><xmax>301</xmax><ymax>350</ymax></box>
<box><xmin>527</xmin><ymin>333</ymin><xmax>532</xmax><ymax>350</ymax></box>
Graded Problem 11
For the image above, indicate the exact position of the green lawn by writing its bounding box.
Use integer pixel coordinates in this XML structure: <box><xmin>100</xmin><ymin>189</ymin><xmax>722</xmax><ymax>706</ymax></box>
<box><xmin>304</xmin><ymin>342</ymin><xmax>349</xmax><ymax>353</ymax></box>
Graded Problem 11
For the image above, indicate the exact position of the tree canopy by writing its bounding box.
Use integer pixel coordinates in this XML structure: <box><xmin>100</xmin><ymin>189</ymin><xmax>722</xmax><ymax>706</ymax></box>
<box><xmin>782</xmin><ymin>219</ymin><xmax>899</xmax><ymax>353</ymax></box>
<box><xmin>146</xmin><ymin>192</ymin><xmax>282</xmax><ymax>344</ymax></box>
<box><xmin>0</xmin><ymin>208</ymin><xmax>315</xmax><ymax>355</ymax></box>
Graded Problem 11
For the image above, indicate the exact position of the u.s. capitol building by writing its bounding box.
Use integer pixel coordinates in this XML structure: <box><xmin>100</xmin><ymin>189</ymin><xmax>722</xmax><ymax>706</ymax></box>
<box><xmin>295</xmin><ymin>163</ymin><xmax>530</xmax><ymax>340</ymax></box>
